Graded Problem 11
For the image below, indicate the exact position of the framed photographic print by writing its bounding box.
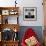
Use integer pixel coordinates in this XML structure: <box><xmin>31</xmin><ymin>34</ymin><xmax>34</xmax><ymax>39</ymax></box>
<box><xmin>2</xmin><ymin>10</ymin><xmax>9</xmax><ymax>15</ymax></box>
<box><xmin>23</xmin><ymin>7</ymin><xmax>37</xmax><ymax>21</ymax></box>
<box><xmin>9</xmin><ymin>10</ymin><xmax>18</xmax><ymax>15</ymax></box>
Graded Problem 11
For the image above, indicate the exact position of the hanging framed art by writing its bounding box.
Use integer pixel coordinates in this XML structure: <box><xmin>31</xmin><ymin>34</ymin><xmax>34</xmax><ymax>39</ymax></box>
<box><xmin>23</xmin><ymin>7</ymin><xmax>37</xmax><ymax>21</ymax></box>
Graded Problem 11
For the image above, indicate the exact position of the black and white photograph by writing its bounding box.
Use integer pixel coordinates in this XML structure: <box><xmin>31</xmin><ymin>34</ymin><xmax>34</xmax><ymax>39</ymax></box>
<box><xmin>23</xmin><ymin>7</ymin><xmax>37</xmax><ymax>21</ymax></box>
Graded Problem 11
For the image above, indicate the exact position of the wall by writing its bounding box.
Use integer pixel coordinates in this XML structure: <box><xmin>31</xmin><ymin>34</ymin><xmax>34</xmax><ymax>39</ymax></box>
<box><xmin>0</xmin><ymin>0</ymin><xmax>44</xmax><ymax>26</ymax></box>
<box><xmin>18</xmin><ymin>0</ymin><xmax>44</xmax><ymax>26</ymax></box>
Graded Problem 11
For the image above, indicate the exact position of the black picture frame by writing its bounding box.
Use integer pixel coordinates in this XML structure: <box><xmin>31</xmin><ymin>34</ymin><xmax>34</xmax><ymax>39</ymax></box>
<box><xmin>23</xmin><ymin>7</ymin><xmax>37</xmax><ymax>21</ymax></box>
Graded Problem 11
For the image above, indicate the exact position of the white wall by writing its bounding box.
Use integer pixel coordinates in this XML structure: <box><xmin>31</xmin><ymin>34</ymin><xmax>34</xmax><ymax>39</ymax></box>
<box><xmin>0</xmin><ymin>0</ymin><xmax>44</xmax><ymax>26</ymax></box>
<box><xmin>18</xmin><ymin>0</ymin><xmax>44</xmax><ymax>26</ymax></box>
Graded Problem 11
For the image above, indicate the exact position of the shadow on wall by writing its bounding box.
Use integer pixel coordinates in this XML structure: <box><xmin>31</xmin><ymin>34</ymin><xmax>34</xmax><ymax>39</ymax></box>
<box><xmin>18</xmin><ymin>26</ymin><xmax>43</xmax><ymax>44</ymax></box>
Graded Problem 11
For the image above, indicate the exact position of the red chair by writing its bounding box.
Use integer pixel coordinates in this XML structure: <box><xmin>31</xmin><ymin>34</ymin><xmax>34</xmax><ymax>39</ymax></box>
<box><xmin>21</xmin><ymin>28</ymin><xmax>41</xmax><ymax>46</ymax></box>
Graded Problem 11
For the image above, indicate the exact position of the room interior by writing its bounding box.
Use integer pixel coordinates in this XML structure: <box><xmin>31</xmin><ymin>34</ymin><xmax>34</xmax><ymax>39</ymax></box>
<box><xmin>0</xmin><ymin>0</ymin><xmax>46</xmax><ymax>46</ymax></box>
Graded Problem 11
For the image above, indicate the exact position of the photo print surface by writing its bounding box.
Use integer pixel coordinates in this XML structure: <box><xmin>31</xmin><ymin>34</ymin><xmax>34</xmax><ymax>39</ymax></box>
<box><xmin>23</xmin><ymin>7</ymin><xmax>37</xmax><ymax>21</ymax></box>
